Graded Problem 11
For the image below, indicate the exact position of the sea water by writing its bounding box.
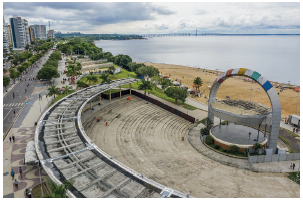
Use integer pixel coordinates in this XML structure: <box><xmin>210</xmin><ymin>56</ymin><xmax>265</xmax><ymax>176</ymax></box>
<box><xmin>96</xmin><ymin>36</ymin><xmax>300</xmax><ymax>85</ymax></box>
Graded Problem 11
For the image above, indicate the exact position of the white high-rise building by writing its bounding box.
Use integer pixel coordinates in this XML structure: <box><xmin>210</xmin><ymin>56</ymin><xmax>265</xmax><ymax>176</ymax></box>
<box><xmin>9</xmin><ymin>15</ymin><xmax>29</xmax><ymax>48</ymax></box>
<box><xmin>3</xmin><ymin>16</ymin><xmax>9</xmax><ymax>51</ymax></box>
<box><xmin>24</xmin><ymin>20</ymin><xmax>30</xmax><ymax>45</ymax></box>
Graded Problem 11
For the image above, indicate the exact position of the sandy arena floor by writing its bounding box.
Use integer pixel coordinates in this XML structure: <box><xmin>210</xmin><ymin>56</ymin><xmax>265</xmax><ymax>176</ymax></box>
<box><xmin>86</xmin><ymin>97</ymin><xmax>299</xmax><ymax>198</ymax></box>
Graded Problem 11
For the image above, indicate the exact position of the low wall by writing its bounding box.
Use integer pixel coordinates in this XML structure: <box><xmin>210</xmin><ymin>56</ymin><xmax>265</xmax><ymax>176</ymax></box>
<box><xmin>81</xmin><ymin>59</ymin><xmax>108</xmax><ymax>66</ymax></box>
<box><xmin>250</xmin><ymin>152</ymin><xmax>300</xmax><ymax>163</ymax></box>
<box><xmin>81</xmin><ymin>62</ymin><xmax>113</xmax><ymax>72</ymax></box>
<box><xmin>100</xmin><ymin>89</ymin><xmax>196</xmax><ymax>123</ymax></box>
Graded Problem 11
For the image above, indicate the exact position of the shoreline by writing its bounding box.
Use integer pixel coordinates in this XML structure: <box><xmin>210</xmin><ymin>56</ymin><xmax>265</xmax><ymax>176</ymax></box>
<box><xmin>140</xmin><ymin>62</ymin><xmax>300</xmax><ymax>87</ymax></box>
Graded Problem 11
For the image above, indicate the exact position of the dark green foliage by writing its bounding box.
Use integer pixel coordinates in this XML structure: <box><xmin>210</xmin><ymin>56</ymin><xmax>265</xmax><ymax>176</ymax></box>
<box><xmin>222</xmin><ymin>149</ymin><xmax>228</xmax><ymax>153</ymax></box>
<box><xmin>43</xmin><ymin>179</ymin><xmax>74</xmax><ymax>198</ymax></box>
<box><xmin>205</xmin><ymin>135</ymin><xmax>214</xmax><ymax>145</ymax></box>
<box><xmin>214</xmin><ymin>144</ymin><xmax>220</xmax><ymax>149</ymax></box>
<box><xmin>138</xmin><ymin>80</ymin><xmax>153</xmax><ymax>96</ymax></box>
<box><xmin>3</xmin><ymin>76</ymin><xmax>10</xmax><ymax>91</ymax></box>
<box><xmin>230</xmin><ymin>145</ymin><xmax>240</xmax><ymax>154</ymax></box>
<box><xmin>164</xmin><ymin>87</ymin><xmax>187</xmax><ymax>104</ymax></box>
<box><xmin>37</xmin><ymin>67</ymin><xmax>59</xmax><ymax>80</ymax></box>
<box><xmin>200</xmin><ymin>127</ymin><xmax>210</xmax><ymax>135</ymax></box>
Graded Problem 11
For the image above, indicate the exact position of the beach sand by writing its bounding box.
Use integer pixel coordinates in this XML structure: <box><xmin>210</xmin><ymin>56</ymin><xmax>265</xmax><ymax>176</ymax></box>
<box><xmin>147</xmin><ymin>62</ymin><xmax>300</xmax><ymax>119</ymax></box>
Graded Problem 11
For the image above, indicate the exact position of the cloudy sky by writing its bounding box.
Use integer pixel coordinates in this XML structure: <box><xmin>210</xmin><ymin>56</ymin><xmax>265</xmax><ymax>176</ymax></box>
<box><xmin>3</xmin><ymin>2</ymin><xmax>300</xmax><ymax>34</ymax></box>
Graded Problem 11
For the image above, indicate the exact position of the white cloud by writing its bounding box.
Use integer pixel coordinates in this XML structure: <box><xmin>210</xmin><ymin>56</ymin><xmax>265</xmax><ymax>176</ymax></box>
<box><xmin>3</xmin><ymin>2</ymin><xmax>299</xmax><ymax>34</ymax></box>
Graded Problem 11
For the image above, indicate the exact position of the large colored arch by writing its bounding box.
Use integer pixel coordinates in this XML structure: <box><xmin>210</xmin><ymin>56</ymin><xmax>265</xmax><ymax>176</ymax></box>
<box><xmin>208</xmin><ymin>68</ymin><xmax>281</xmax><ymax>153</ymax></box>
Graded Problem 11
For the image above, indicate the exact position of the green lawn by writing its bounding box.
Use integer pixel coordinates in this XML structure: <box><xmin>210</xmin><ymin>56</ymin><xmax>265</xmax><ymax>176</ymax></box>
<box><xmin>288</xmin><ymin>171</ymin><xmax>300</xmax><ymax>185</ymax></box>
<box><xmin>79</xmin><ymin>68</ymin><xmax>197</xmax><ymax>110</ymax></box>
<box><xmin>48</xmin><ymin>91</ymin><xmax>75</xmax><ymax>107</ymax></box>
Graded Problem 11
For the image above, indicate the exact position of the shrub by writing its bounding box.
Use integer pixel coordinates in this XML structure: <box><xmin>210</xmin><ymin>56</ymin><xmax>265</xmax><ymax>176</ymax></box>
<box><xmin>205</xmin><ymin>135</ymin><xmax>214</xmax><ymax>145</ymax></box>
<box><xmin>214</xmin><ymin>145</ymin><xmax>220</xmax><ymax>149</ymax></box>
<box><xmin>230</xmin><ymin>145</ymin><xmax>240</xmax><ymax>154</ymax></box>
<box><xmin>222</xmin><ymin>149</ymin><xmax>228</xmax><ymax>153</ymax></box>
<box><xmin>201</xmin><ymin>127</ymin><xmax>210</xmax><ymax>135</ymax></box>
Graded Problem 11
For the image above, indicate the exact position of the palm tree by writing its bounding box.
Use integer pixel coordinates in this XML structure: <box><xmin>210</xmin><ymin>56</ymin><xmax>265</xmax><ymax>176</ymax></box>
<box><xmin>138</xmin><ymin>79</ymin><xmax>153</xmax><ymax>96</ymax></box>
<box><xmin>62</xmin><ymin>85</ymin><xmax>73</xmax><ymax>94</ymax></box>
<box><xmin>99</xmin><ymin>74</ymin><xmax>111</xmax><ymax>84</ymax></box>
<box><xmin>76</xmin><ymin>62</ymin><xmax>82</xmax><ymax>77</ymax></box>
<box><xmin>193</xmin><ymin>77</ymin><xmax>203</xmax><ymax>92</ymax></box>
<box><xmin>47</xmin><ymin>85</ymin><xmax>59</xmax><ymax>100</ymax></box>
<box><xmin>91</xmin><ymin>75</ymin><xmax>98</xmax><ymax>85</ymax></box>
<box><xmin>86</xmin><ymin>75</ymin><xmax>92</xmax><ymax>85</ymax></box>
<box><xmin>43</xmin><ymin>179</ymin><xmax>74</xmax><ymax>198</ymax></box>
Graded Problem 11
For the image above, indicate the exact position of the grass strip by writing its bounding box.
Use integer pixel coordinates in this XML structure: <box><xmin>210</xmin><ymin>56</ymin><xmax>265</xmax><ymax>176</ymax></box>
<box><xmin>279</xmin><ymin>136</ymin><xmax>296</xmax><ymax>153</ymax></box>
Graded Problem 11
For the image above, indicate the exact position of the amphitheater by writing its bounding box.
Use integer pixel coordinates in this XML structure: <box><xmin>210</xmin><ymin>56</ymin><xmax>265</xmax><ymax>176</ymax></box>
<box><xmin>35</xmin><ymin>78</ymin><xmax>300</xmax><ymax>198</ymax></box>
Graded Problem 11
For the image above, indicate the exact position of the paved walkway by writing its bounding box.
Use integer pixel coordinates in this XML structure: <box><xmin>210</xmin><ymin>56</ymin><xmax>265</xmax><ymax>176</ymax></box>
<box><xmin>3</xmin><ymin>93</ymin><xmax>51</xmax><ymax>198</ymax></box>
<box><xmin>3</xmin><ymin>55</ymin><xmax>66</xmax><ymax>198</ymax></box>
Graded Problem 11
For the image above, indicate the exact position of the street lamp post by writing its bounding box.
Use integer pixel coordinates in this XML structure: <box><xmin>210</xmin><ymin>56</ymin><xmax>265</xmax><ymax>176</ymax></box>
<box><xmin>35</xmin><ymin>160</ymin><xmax>43</xmax><ymax>197</ymax></box>
<box><xmin>250</xmin><ymin>87</ymin><xmax>253</xmax><ymax>101</ymax></box>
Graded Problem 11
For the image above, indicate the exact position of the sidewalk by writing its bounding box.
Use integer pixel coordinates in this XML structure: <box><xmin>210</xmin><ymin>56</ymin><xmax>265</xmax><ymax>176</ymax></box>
<box><xmin>3</xmin><ymin>92</ymin><xmax>51</xmax><ymax>198</ymax></box>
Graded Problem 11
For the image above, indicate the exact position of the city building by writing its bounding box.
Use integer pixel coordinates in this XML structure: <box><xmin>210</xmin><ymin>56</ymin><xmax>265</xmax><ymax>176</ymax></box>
<box><xmin>31</xmin><ymin>25</ymin><xmax>46</xmax><ymax>40</ymax></box>
<box><xmin>9</xmin><ymin>15</ymin><xmax>28</xmax><ymax>48</ymax></box>
<box><xmin>54</xmin><ymin>31</ymin><xmax>61</xmax><ymax>34</ymax></box>
<box><xmin>6</xmin><ymin>24</ymin><xmax>13</xmax><ymax>46</ymax></box>
<box><xmin>47</xmin><ymin>30</ymin><xmax>55</xmax><ymax>38</ymax></box>
<box><xmin>28</xmin><ymin>26</ymin><xmax>35</xmax><ymax>43</ymax></box>
<box><xmin>3</xmin><ymin>17</ymin><xmax>9</xmax><ymax>52</ymax></box>
<box><xmin>24</xmin><ymin>19</ymin><xmax>30</xmax><ymax>45</ymax></box>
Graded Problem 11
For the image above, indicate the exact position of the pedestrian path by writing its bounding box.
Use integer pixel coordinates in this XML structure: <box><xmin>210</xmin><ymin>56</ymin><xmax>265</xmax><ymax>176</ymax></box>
<box><xmin>3</xmin><ymin>86</ymin><xmax>52</xmax><ymax>198</ymax></box>
<box><xmin>3</xmin><ymin>103</ymin><xmax>25</xmax><ymax>107</ymax></box>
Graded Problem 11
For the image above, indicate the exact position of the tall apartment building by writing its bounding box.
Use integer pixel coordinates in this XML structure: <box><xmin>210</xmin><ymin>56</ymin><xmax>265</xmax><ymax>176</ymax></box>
<box><xmin>24</xmin><ymin>20</ymin><xmax>30</xmax><ymax>45</ymax></box>
<box><xmin>48</xmin><ymin>30</ymin><xmax>55</xmax><ymax>38</ymax></box>
<box><xmin>31</xmin><ymin>25</ymin><xmax>46</xmax><ymax>40</ymax></box>
<box><xmin>6</xmin><ymin>24</ymin><xmax>13</xmax><ymax>46</ymax></box>
<box><xmin>29</xmin><ymin>26</ymin><xmax>35</xmax><ymax>43</ymax></box>
<box><xmin>9</xmin><ymin>16</ymin><xmax>28</xmax><ymax>48</ymax></box>
<box><xmin>3</xmin><ymin>17</ymin><xmax>9</xmax><ymax>51</ymax></box>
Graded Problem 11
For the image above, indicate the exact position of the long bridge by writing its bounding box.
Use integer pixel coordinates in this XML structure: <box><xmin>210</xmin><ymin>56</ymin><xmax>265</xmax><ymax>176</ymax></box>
<box><xmin>138</xmin><ymin>33</ymin><xmax>222</xmax><ymax>37</ymax></box>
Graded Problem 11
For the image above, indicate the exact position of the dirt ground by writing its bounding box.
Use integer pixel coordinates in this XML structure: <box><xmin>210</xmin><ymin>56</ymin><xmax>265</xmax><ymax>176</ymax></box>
<box><xmin>148</xmin><ymin>63</ymin><xmax>300</xmax><ymax>119</ymax></box>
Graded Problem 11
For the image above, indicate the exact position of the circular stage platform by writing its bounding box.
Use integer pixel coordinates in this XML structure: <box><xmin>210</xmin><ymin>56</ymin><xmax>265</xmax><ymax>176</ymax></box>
<box><xmin>210</xmin><ymin>123</ymin><xmax>268</xmax><ymax>152</ymax></box>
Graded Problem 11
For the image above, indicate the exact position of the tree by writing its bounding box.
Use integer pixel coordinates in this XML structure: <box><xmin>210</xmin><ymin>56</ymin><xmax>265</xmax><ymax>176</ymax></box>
<box><xmin>252</xmin><ymin>143</ymin><xmax>263</xmax><ymax>154</ymax></box>
<box><xmin>85</xmin><ymin>75</ymin><xmax>92</xmax><ymax>85</ymax></box>
<box><xmin>43</xmin><ymin>179</ymin><xmax>74</xmax><ymax>198</ymax></box>
<box><xmin>77</xmin><ymin>80</ymin><xmax>86</xmax><ymax>88</ymax></box>
<box><xmin>47</xmin><ymin>85</ymin><xmax>60</xmax><ymax>100</ymax></box>
<box><xmin>108</xmin><ymin>65</ymin><xmax>115</xmax><ymax>75</ymax></box>
<box><xmin>99</xmin><ymin>74</ymin><xmax>111</xmax><ymax>84</ymax></box>
<box><xmin>150</xmin><ymin>76</ymin><xmax>161</xmax><ymax>89</ymax></box>
<box><xmin>9</xmin><ymin>68</ymin><xmax>18</xmax><ymax>84</ymax></box>
<box><xmin>3</xmin><ymin>68</ymin><xmax>7</xmax><ymax>73</ymax></box>
<box><xmin>91</xmin><ymin>75</ymin><xmax>98</xmax><ymax>85</ymax></box>
<box><xmin>193</xmin><ymin>77</ymin><xmax>203</xmax><ymax>92</ymax></box>
<box><xmin>37</xmin><ymin>67</ymin><xmax>59</xmax><ymax>80</ymax></box>
<box><xmin>3</xmin><ymin>76</ymin><xmax>10</xmax><ymax>92</ymax></box>
<box><xmin>138</xmin><ymin>79</ymin><xmax>153</xmax><ymax>96</ymax></box>
<box><xmin>136</xmin><ymin>65</ymin><xmax>159</xmax><ymax>80</ymax></box>
<box><xmin>159</xmin><ymin>78</ymin><xmax>173</xmax><ymax>90</ymax></box>
<box><xmin>164</xmin><ymin>87</ymin><xmax>187</xmax><ymax>104</ymax></box>
<box><xmin>76</xmin><ymin>62</ymin><xmax>82</xmax><ymax>77</ymax></box>
<box><xmin>25</xmin><ymin>44</ymin><xmax>31</xmax><ymax>51</ymax></box>
<box><xmin>61</xmin><ymin>85</ymin><xmax>73</xmax><ymax>94</ymax></box>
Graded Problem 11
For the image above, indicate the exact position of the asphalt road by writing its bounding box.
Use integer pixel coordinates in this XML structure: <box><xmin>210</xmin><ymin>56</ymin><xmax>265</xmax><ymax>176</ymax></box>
<box><xmin>3</xmin><ymin>50</ymin><xmax>53</xmax><ymax>136</ymax></box>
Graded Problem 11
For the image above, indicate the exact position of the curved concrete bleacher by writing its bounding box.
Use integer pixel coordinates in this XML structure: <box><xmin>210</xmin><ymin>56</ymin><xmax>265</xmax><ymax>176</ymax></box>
<box><xmin>35</xmin><ymin>78</ymin><xmax>191</xmax><ymax>198</ymax></box>
<box><xmin>85</xmin><ymin>96</ymin><xmax>300</xmax><ymax>198</ymax></box>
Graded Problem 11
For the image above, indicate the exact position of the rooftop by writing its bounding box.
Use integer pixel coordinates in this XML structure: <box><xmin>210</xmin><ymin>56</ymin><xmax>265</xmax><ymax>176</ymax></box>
<box><xmin>211</xmin><ymin>100</ymin><xmax>271</xmax><ymax>116</ymax></box>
